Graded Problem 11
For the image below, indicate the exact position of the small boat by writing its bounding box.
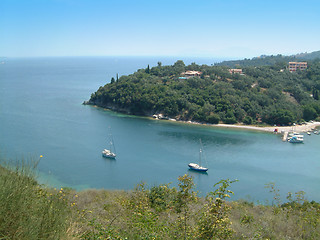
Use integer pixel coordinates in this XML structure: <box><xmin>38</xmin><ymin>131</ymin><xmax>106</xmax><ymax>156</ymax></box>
<box><xmin>288</xmin><ymin>135</ymin><xmax>304</xmax><ymax>143</ymax></box>
<box><xmin>188</xmin><ymin>139</ymin><xmax>208</xmax><ymax>172</ymax></box>
<box><xmin>102</xmin><ymin>128</ymin><xmax>116</xmax><ymax>159</ymax></box>
<box><xmin>307</xmin><ymin>132</ymin><xmax>311</xmax><ymax>135</ymax></box>
<box><xmin>102</xmin><ymin>149</ymin><xmax>116</xmax><ymax>159</ymax></box>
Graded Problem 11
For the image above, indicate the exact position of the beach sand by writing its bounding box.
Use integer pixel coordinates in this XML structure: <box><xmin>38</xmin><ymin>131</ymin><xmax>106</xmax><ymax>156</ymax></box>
<box><xmin>93</xmin><ymin>106</ymin><xmax>320</xmax><ymax>135</ymax></box>
<box><xmin>215</xmin><ymin>122</ymin><xmax>320</xmax><ymax>133</ymax></box>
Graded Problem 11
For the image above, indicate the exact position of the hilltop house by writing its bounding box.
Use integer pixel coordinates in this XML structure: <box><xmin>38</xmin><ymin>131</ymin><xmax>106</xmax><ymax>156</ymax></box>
<box><xmin>181</xmin><ymin>70</ymin><xmax>202</xmax><ymax>78</ymax></box>
<box><xmin>228</xmin><ymin>69</ymin><xmax>243</xmax><ymax>75</ymax></box>
<box><xmin>288</xmin><ymin>62</ymin><xmax>307</xmax><ymax>72</ymax></box>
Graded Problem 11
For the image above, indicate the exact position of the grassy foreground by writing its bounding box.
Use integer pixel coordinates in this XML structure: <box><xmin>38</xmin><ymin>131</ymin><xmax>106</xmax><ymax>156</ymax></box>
<box><xmin>1</xmin><ymin>160</ymin><xmax>320</xmax><ymax>239</ymax></box>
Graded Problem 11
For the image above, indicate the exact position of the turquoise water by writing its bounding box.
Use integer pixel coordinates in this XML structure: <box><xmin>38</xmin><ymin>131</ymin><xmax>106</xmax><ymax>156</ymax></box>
<box><xmin>1</xmin><ymin>57</ymin><xmax>319</xmax><ymax>202</ymax></box>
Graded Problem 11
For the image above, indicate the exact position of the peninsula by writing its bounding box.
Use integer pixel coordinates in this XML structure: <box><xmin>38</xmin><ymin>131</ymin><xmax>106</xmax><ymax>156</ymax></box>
<box><xmin>86</xmin><ymin>52</ymin><xmax>320</xmax><ymax>129</ymax></box>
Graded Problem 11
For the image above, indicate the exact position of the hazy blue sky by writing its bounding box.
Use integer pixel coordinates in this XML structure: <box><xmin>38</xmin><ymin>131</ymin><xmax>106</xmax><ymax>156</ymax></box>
<box><xmin>1</xmin><ymin>0</ymin><xmax>319</xmax><ymax>58</ymax></box>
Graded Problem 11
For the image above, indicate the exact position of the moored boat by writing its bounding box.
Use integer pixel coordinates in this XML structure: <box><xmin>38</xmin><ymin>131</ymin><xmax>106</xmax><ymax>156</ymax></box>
<box><xmin>188</xmin><ymin>139</ymin><xmax>208</xmax><ymax>172</ymax></box>
<box><xmin>188</xmin><ymin>163</ymin><xmax>208</xmax><ymax>172</ymax></box>
<box><xmin>288</xmin><ymin>135</ymin><xmax>304</xmax><ymax>143</ymax></box>
<box><xmin>102</xmin><ymin>149</ymin><xmax>116</xmax><ymax>159</ymax></box>
<box><xmin>102</xmin><ymin>128</ymin><xmax>116</xmax><ymax>159</ymax></box>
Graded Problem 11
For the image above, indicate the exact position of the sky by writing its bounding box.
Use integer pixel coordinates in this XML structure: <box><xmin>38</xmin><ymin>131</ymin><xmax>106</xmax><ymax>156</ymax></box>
<box><xmin>1</xmin><ymin>0</ymin><xmax>320</xmax><ymax>59</ymax></box>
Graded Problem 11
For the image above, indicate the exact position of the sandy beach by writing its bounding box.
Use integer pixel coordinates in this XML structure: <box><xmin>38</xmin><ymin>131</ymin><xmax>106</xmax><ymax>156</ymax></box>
<box><xmin>96</xmin><ymin>107</ymin><xmax>320</xmax><ymax>135</ymax></box>
<box><xmin>215</xmin><ymin>122</ymin><xmax>320</xmax><ymax>133</ymax></box>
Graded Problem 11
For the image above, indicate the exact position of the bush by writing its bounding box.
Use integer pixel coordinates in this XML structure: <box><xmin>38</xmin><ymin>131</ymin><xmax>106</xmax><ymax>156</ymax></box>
<box><xmin>206</xmin><ymin>113</ymin><xmax>220</xmax><ymax>124</ymax></box>
<box><xmin>0</xmin><ymin>158</ymin><xmax>71</xmax><ymax>240</ymax></box>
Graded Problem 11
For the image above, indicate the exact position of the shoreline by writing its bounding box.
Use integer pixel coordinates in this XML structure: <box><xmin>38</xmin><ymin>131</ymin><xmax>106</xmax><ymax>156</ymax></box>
<box><xmin>214</xmin><ymin>122</ymin><xmax>320</xmax><ymax>133</ymax></box>
<box><xmin>151</xmin><ymin>113</ymin><xmax>320</xmax><ymax>134</ymax></box>
<box><xmin>87</xmin><ymin>103</ymin><xmax>320</xmax><ymax>134</ymax></box>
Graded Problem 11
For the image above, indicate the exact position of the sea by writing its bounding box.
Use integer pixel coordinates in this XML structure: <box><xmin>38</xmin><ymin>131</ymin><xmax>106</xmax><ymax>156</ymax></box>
<box><xmin>1</xmin><ymin>56</ymin><xmax>320</xmax><ymax>203</ymax></box>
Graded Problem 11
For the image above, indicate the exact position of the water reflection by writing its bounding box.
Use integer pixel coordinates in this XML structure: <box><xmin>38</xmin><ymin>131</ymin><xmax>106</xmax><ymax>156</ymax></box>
<box><xmin>188</xmin><ymin>169</ymin><xmax>208</xmax><ymax>175</ymax></box>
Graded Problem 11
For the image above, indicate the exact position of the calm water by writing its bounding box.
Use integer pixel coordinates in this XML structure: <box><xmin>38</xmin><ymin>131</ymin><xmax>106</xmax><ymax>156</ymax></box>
<box><xmin>1</xmin><ymin>57</ymin><xmax>319</xmax><ymax>203</ymax></box>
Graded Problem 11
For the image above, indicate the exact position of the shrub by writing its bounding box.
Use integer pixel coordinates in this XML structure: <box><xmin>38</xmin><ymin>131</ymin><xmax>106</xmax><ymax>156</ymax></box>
<box><xmin>0</xmin><ymin>158</ymin><xmax>71</xmax><ymax>240</ymax></box>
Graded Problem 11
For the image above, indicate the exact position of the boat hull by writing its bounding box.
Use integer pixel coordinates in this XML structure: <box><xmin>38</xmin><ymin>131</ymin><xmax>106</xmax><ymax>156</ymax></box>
<box><xmin>188</xmin><ymin>163</ymin><xmax>208</xmax><ymax>172</ymax></box>
<box><xmin>288</xmin><ymin>136</ymin><xmax>304</xmax><ymax>143</ymax></box>
<box><xmin>102</xmin><ymin>154</ymin><xmax>116</xmax><ymax>159</ymax></box>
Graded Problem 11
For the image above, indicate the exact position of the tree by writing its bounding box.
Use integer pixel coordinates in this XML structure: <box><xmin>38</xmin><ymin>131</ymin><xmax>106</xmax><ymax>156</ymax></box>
<box><xmin>146</xmin><ymin>64</ymin><xmax>150</xmax><ymax>74</ymax></box>
<box><xmin>243</xmin><ymin>116</ymin><xmax>253</xmax><ymax>125</ymax></box>
<box><xmin>173</xmin><ymin>60</ymin><xmax>186</xmax><ymax>75</ymax></box>
<box><xmin>303</xmin><ymin>105</ymin><xmax>317</xmax><ymax>121</ymax></box>
<box><xmin>206</xmin><ymin>113</ymin><xmax>220</xmax><ymax>124</ymax></box>
<box><xmin>313</xmin><ymin>89</ymin><xmax>319</xmax><ymax>100</ymax></box>
<box><xmin>224</xmin><ymin>110</ymin><xmax>237</xmax><ymax>124</ymax></box>
<box><xmin>262</xmin><ymin>109</ymin><xmax>295</xmax><ymax>125</ymax></box>
<box><xmin>174</xmin><ymin>174</ymin><xmax>197</xmax><ymax>239</ymax></box>
<box><xmin>197</xmin><ymin>179</ymin><xmax>237</xmax><ymax>239</ymax></box>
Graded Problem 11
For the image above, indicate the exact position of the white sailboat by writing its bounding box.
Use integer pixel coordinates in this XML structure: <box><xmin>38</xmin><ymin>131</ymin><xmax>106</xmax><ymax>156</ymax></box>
<box><xmin>102</xmin><ymin>129</ymin><xmax>116</xmax><ymax>159</ymax></box>
<box><xmin>188</xmin><ymin>139</ymin><xmax>208</xmax><ymax>172</ymax></box>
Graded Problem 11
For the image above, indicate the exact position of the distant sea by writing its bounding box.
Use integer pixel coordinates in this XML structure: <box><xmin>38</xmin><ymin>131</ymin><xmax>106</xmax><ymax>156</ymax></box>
<box><xmin>1</xmin><ymin>56</ymin><xmax>320</xmax><ymax>203</ymax></box>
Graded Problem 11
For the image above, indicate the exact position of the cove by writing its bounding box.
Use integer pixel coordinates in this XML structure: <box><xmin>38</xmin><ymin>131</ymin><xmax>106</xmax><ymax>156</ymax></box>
<box><xmin>1</xmin><ymin>57</ymin><xmax>319</xmax><ymax>203</ymax></box>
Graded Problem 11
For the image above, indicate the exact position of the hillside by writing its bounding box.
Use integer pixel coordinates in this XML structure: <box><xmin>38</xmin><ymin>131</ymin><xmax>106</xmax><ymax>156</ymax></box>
<box><xmin>1</xmin><ymin>162</ymin><xmax>320</xmax><ymax>239</ymax></box>
<box><xmin>215</xmin><ymin>50</ymin><xmax>320</xmax><ymax>68</ymax></box>
<box><xmin>87</xmin><ymin>58</ymin><xmax>320</xmax><ymax>126</ymax></box>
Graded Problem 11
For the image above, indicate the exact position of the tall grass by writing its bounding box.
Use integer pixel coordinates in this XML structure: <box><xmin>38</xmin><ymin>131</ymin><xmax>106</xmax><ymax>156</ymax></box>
<box><xmin>0</xmin><ymin>157</ymin><xmax>71</xmax><ymax>240</ymax></box>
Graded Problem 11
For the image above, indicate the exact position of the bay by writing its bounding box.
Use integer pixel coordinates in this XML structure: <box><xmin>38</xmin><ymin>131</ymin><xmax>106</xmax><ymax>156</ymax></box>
<box><xmin>1</xmin><ymin>57</ymin><xmax>319</xmax><ymax>203</ymax></box>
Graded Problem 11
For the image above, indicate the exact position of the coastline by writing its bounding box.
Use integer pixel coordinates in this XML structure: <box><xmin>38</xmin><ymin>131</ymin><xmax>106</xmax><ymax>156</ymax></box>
<box><xmin>214</xmin><ymin>122</ymin><xmax>320</xmax><ymax>133</ymax></box>
<box><xmin>151</xmin><ymin>113</ymin><xmax>320</xmax><ymax>134</ymax></box>
<box><xmin>86</xmin><ymin>103</ymin><xmax>320</xmax><ymax>134</ymax></box>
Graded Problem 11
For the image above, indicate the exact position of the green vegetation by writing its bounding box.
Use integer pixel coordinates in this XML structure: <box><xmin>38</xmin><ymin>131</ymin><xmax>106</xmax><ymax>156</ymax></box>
<box><xmin>0</xmin><ymin>158</ymin><xmax>72</xmax><ymax>239</ymax></box>
<box><xmin>1</xmin><ymin>159</ymin><xmax>320</xmax><ymax>239</ymax></box>
<box><xmin>76</xmin><ymin>176</ymin><xmax>320</xmax><ymax>240</ymax></box>
<box><xmin>216</xmin><ymin>50</ymin><xmax>320</xmax><ymax>68</ymax></box>
<box><xmin>87</xmin><ymin>54</ymin><xmax>320</xmax><ymax>126</ymax></box>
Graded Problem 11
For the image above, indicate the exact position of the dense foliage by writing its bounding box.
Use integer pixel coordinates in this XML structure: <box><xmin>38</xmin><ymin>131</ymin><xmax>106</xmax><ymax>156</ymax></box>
<box><xmin>88</xmin><ymin>56</ymin><xmax>320</xmax><ymax>125</ymax></box>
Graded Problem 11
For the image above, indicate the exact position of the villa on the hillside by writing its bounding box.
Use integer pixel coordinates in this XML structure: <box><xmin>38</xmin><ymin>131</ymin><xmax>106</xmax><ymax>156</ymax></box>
<box><xmin>181</xmin><ymin>70</ymin><xmax>202</xmax><ymax>78</ymax></box>
<box><xmin>288</xmin><ymin>62</ymin><xmax>307</xmax><ymax>72</ymax></box>
<box><xmin>228</xmin><ymin>68</ymin><xmax>243</xmax><ymax>75</ymax></box>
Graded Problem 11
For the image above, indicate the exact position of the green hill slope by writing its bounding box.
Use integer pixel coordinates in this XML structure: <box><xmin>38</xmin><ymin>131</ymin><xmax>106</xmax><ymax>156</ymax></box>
<box><xmin>216</xmin><ymin>50</ymin><xmax>320</xmax><ymax>68</ymax></box>
<box><xmin>87</xmin><ymin>58</ymin><xmax>320</xmax><ymax>125</ymax></box>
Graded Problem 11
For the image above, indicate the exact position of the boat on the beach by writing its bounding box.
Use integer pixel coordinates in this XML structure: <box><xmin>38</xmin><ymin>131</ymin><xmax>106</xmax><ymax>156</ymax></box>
<box><xmin>188</xmin><ymin>139</ymin><xmax>208</xmax><ymax>172</ymax></box>
<box><xmin>102</xmin><ymin>128</ymin><xmax>116</xmax><ymax>159</ymax></box>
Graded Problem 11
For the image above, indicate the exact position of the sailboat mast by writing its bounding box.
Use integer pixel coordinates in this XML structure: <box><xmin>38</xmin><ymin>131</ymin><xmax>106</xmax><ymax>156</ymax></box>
<box><xmin>111</xmin><ymin>134</ymin><xmax>116</xmax><ymax>153</ymax></box>
<box><xmin>199</xmin><ymin>139</ymin><xmax>202</xmax><ymax>166</ymax></box>
<box><xmin>108</xmin><ymin>126</ymin><xmax>116</xmax><ymax>154</ymax></box>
